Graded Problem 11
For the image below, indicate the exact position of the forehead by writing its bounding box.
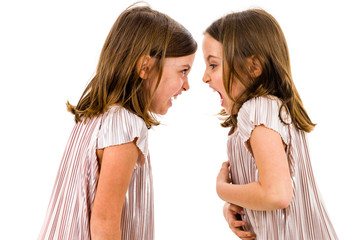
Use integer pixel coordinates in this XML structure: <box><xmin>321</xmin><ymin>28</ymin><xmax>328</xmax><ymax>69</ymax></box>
<box><xmin>202</xmin><ymin>34</ymin><xmax>222</xmax><ymax>59</ymax></box>
<box><xmin>163</xmin><ymin>54</ymin><xmax>195</xmax><ymax>67</ymax></box>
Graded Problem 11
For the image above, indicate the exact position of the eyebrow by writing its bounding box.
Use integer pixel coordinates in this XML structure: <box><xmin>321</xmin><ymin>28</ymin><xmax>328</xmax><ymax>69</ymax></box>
<box><xmin>207</xmin><ymin>55</ymin><xmax>220</xmax><ymax>61</ymax></box>
<box><xmin>181</xmin><ymin>64</ymin><xmax>191</xmax><ymax>70</ymax></box>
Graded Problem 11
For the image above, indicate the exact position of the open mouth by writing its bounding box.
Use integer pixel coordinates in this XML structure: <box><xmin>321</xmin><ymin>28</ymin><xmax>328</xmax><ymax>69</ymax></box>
<box><xmin>217</xmin><ymin>91</ymin><xmax>223</xmax><ymax>106</ymax></box>
<box><xmin>170</xmin><ymin>93</ymin><xmax>181</xmax><ymax>107</ymax></box>
<box><xmin>210</xmin><ymin>87</ymin><xmax>224</xmax><ymax>107</ymax></box>
<box><xmin>171</xmin><ymin>94</ymin><xmax>179</xmax><ymax>102</ymax></box>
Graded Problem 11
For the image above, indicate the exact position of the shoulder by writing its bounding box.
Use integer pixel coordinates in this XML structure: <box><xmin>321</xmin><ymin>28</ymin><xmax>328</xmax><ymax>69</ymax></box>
<box><xmin>237</xmin><ymin>96</ymin><xmax>290</xmax><ymax>144</ymax></box>
<box><xmin>239</xmin><ymin>96</ymin><xmax>290</xmax><ymax>122</ymax></box>
<box><xmin>239</xmin><ymin>95</ymin><xmax>282</xmax><ymax>114</ymax></box>
<box><xmin>105</xmin><ymin>106</ymin><xmax>146</xmax><ymax>125</ymax></box>
<box><xmin>98</xmin><ymin>106</ymin><xmax>148</xmax><ymax>147</ymax></box>
<box><xmin>98</xmin><ymin>105</ymin><xmax>149</xmax><ymax>167</ymax></box>
<box><xmin>100</xmin><ymin>106</ymin><xmax>148</xmax><ymax>134</ymax></box>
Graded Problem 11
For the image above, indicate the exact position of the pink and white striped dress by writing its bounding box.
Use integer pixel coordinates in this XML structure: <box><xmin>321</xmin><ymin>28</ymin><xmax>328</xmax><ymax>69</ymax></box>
<box><xmin>38</xmin><ymin>106</ymin><xmax>154</xmax><ymax>240</ymax></box>
<box><xmin>228</xmin><ymin>96</ymin><xmax>338</xmax><ymax>239</ymax></box>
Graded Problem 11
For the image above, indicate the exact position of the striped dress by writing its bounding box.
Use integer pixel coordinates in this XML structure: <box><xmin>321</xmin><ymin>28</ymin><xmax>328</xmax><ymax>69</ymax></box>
<box><xmin>228</xmin><ymin>96</ymin><xmax>338</xmax><ymax>239</ymax></box>
<box><xmin>38</xmin><ymin>106</ymin><xmax>154</xmax><ymax>240</ymax></box>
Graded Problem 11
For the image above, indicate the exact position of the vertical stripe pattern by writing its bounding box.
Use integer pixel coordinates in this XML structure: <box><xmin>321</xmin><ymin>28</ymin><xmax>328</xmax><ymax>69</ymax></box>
<box><xmin>228</xmin><ymin>96</ymin><xmax>338</xmax><ymax>240</ymax></box>
<box><xmin>38</xmin><ymin>106</ymin><xmax>154</xmax><ymax>240</ymax></box>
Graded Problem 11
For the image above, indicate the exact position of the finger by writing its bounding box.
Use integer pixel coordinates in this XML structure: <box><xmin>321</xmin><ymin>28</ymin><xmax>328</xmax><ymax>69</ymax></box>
<box><xmin>218</xmin><ymin>162</ymin><xmax>229</xmax><ymax>174</ymax></box>
<box><xmin>231</xmin><ymin>220</ymin><xmax>246</xmax><ymax>228</ymax></box>
<box><xmin>235</xmin><ymin>236</ymin><xmax>256</xmax><ymax>240</ymax></box>
<box><xmin>221</xmin><ymin>161</ymin><xmax>229</xmax><ymax>168</ymax></box>
<box><xmin>228</xmin><ymin>204</ymin><xmax>245</xmax><ymax>215</ymax></box>
<box><xmin>227</xmin><ymin>211</ymin><xmax>243</xmax><ymax>223</ymax></box>
<box><xmin>218</xmin><ymin>163</ymin><xmax>231</xmax><ymax>183</ymax></box>
<box><xmin>229</xmin><ymin>219</ymin><xmax>246</xmax><ymax>232</ymax></box>
<box><xmin>232</xmin><ymin>229</ymin><xmax>256</xmax><ymax>239</ymax></box>
<box><xmin>240</xmin><ymin>235</ymin><xmax>255</xmax><ymax>239</ymax></box>
<box><xmin>231</xmin><ymin>228</ymin><xmax>256</xmax><ymax>239</ymax></box>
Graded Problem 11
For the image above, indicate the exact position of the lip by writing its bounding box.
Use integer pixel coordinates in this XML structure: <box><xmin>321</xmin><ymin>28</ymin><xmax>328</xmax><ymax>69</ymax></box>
<box><xmin>209</xmin><ymin>86</ymin><xmax>224</xmax><ymax>106</ymax></box>
<box><xmin>173</xmin><ymin>91</ymin><xmax>182</xmax><ymax>99</ymax></box>
<box><xmin>169</xmin><ymin>92</ymin><xmax>181</xmax><ymax>107</ymax></box>
<box><xmin>210</xmin><ymin>86</ymin><xmax>219</xmax><ymax>95</ymax></box>
<box><xmin>219</xmin><ymin>92</ymin><xmax>224</xmax><ymax>106</ymax></box>
<box><xmin>217</xmin><ymin>91</ymin><xmax>223</xmax><ymax>99</ymax></box>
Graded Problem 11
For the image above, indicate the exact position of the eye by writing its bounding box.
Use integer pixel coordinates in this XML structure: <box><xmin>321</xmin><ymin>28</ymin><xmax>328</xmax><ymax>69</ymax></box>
<box><xmin>181</xmin><ymin>69</ymin><xmax>189</xmax><ymax>76</ymax></box>
<box><xmin>209</xmin><ymin>64</ymin><xmax>217</xmax><ymax>70</ymax></box>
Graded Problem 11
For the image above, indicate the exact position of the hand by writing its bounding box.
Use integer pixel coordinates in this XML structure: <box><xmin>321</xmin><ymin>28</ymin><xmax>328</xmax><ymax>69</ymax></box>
<box><xmin>223</xmin><ymin>202</ymin><xmax>256</xmax><ymax>240</ymax></box>
<box><xmin>216</xmin><ymin>161</ymin><xmax>231</xmax><ymax>199</ymax></box>
<box><xmin>217</xmin><ymin>161</ymin><xmax>231</xmax><ymax>185</ymax></box>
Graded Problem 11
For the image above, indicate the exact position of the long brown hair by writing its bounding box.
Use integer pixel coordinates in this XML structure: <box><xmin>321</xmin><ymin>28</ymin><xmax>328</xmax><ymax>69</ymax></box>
<box><xmin>205</xmin><ymin>9</ymin><xmax>315</xmax><ymax>132</ymax></box>
<box><xmin>67</xmin><ymin>4</ymin><xmax>197</xmax><ymax>127</ymax></box>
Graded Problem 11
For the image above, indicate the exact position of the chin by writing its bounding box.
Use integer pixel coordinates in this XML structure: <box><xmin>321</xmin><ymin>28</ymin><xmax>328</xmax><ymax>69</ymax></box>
<box><xmin>159</xmin><ymin>109</ymin><xmax>169</xmax><ymax>115</ymax></box>
<box><xmin>152</xmin><ymin>108</ymin><xmax>169</xmax><ymax>116</ymax></box>
<box><xmin>223</xmin><ymin>106</ymin><xmax>231</xmax><ymax>115</ymax></box>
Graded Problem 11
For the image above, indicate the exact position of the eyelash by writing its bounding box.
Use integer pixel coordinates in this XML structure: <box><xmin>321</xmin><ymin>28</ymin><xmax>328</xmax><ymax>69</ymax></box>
<box><xmin>181</xmin><ymin>69</ymin><xmax>189</xmax><ymax>75</ymax></box>
<box><xmin>209</xmin><ymin>64</ymin><xmax>217</xmax><ymax>70</ymax></box>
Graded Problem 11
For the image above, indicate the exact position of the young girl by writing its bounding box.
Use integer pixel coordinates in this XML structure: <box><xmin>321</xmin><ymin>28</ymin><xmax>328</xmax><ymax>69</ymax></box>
<box><xmin>202</xmin><ymin>9</ymin><xmax>338</xmax><ymax>240</ymax></box>
<box><xmin>38</xmin><ymin>5</ymin><xmax>196</xmax><ymax>240</ymax></box>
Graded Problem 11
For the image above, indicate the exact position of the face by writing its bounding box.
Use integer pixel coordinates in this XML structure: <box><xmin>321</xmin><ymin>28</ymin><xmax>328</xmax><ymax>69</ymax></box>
<box><xmin>202</xmin><ymin>34</ymin><xmax>243</xmax><ymax>114</ymax></box>
<box><xmin>149</xmin><ymin>54</ymin><xmax>195</xmax><ymax>115</ymax></box>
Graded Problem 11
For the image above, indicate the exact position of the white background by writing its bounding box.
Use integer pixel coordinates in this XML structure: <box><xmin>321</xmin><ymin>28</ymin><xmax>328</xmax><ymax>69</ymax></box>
<box><xmin>1</xmin><ymin>0</ymin><xmax>358</xmax><ymax>239</ymax></box>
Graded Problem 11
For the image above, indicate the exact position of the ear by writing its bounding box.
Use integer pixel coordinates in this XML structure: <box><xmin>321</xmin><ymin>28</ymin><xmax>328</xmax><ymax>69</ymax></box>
<box><xmin>247</xmin><ymin>55</ymin><xmax>263</xmax><ymax>78</ymax></box>
<box><xmin>136</xmin><ymin>55</ymin><xmax>154</xmax><ymax>79</ymax></box>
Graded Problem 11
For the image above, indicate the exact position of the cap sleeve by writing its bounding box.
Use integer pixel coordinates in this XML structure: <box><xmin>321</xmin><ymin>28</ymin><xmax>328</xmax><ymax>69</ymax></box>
<box><xmin>97</xmin><ymin>106</ymin><xmax>148</xmax><ymax>167</ymax></box>
<box><xmin>237</xmin><ymin>96</ymin><xmax>291</xmax><ymax>145</ymax></box>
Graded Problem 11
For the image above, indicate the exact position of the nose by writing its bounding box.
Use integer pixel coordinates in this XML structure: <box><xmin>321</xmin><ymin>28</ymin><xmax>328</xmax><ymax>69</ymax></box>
<box><xmin>202</xmin><ymin>72</ymin><xmax>210</xmax><ymax>84</ymax></box>
<box><xmin>182</xmin><ymin>78</ymin><xmax>190</xmax><ymax>91</ymax></box>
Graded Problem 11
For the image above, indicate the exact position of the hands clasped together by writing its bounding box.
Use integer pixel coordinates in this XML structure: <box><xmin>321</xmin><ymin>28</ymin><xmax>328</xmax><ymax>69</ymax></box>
<box><xmin>217</xmin><ymin>162</ymin><xmax>256</xmax><ymax>240</ymax></box>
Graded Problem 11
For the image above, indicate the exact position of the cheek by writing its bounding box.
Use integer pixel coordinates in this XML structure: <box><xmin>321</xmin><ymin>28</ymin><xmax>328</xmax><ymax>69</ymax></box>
<box><xmin>165</xmin><ymin>77</ymin><xmax>182</xmax><ymax>94</ymax></box>
<box><xmin>155</xmin><ymin>78</ymin><xmax>180</xmax><ymax>100</ymax></box>
<box><xmin>213</xmin><ymin>72</ymin><xmax>224</xmax><ymax>90</ymax></box>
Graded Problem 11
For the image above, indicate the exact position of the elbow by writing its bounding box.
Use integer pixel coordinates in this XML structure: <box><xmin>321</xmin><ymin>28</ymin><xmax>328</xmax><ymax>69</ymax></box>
<box><xmin>90</xmin><ymin>217</ymin><xmax>121</xmax><ymax>240</ymax></box>
<box><xmin>273</xmin><ymin>194</ymin><xmax>292</xmax><ymax>209</ymax></box>
<box><xmin>266</xmin><ymin>188</ymin><xmax>293</xmax><ymax>210</ymax></box>
<box><xmin>90</xmin><ymin>220</ymin><xmax>105</xmax><ymax>240</ymax></box>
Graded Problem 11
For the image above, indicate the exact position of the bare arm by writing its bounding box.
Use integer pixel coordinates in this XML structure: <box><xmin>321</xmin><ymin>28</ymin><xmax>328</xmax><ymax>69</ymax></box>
<box><xmin>217</xmin><ymin>125</ymin><xmax>293</xmax><ymax>210</ymax></box>
<box><xmin>90</xmin><ymin>141</ymin><xmax>139</xmax><ymax>240</ymax></box>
